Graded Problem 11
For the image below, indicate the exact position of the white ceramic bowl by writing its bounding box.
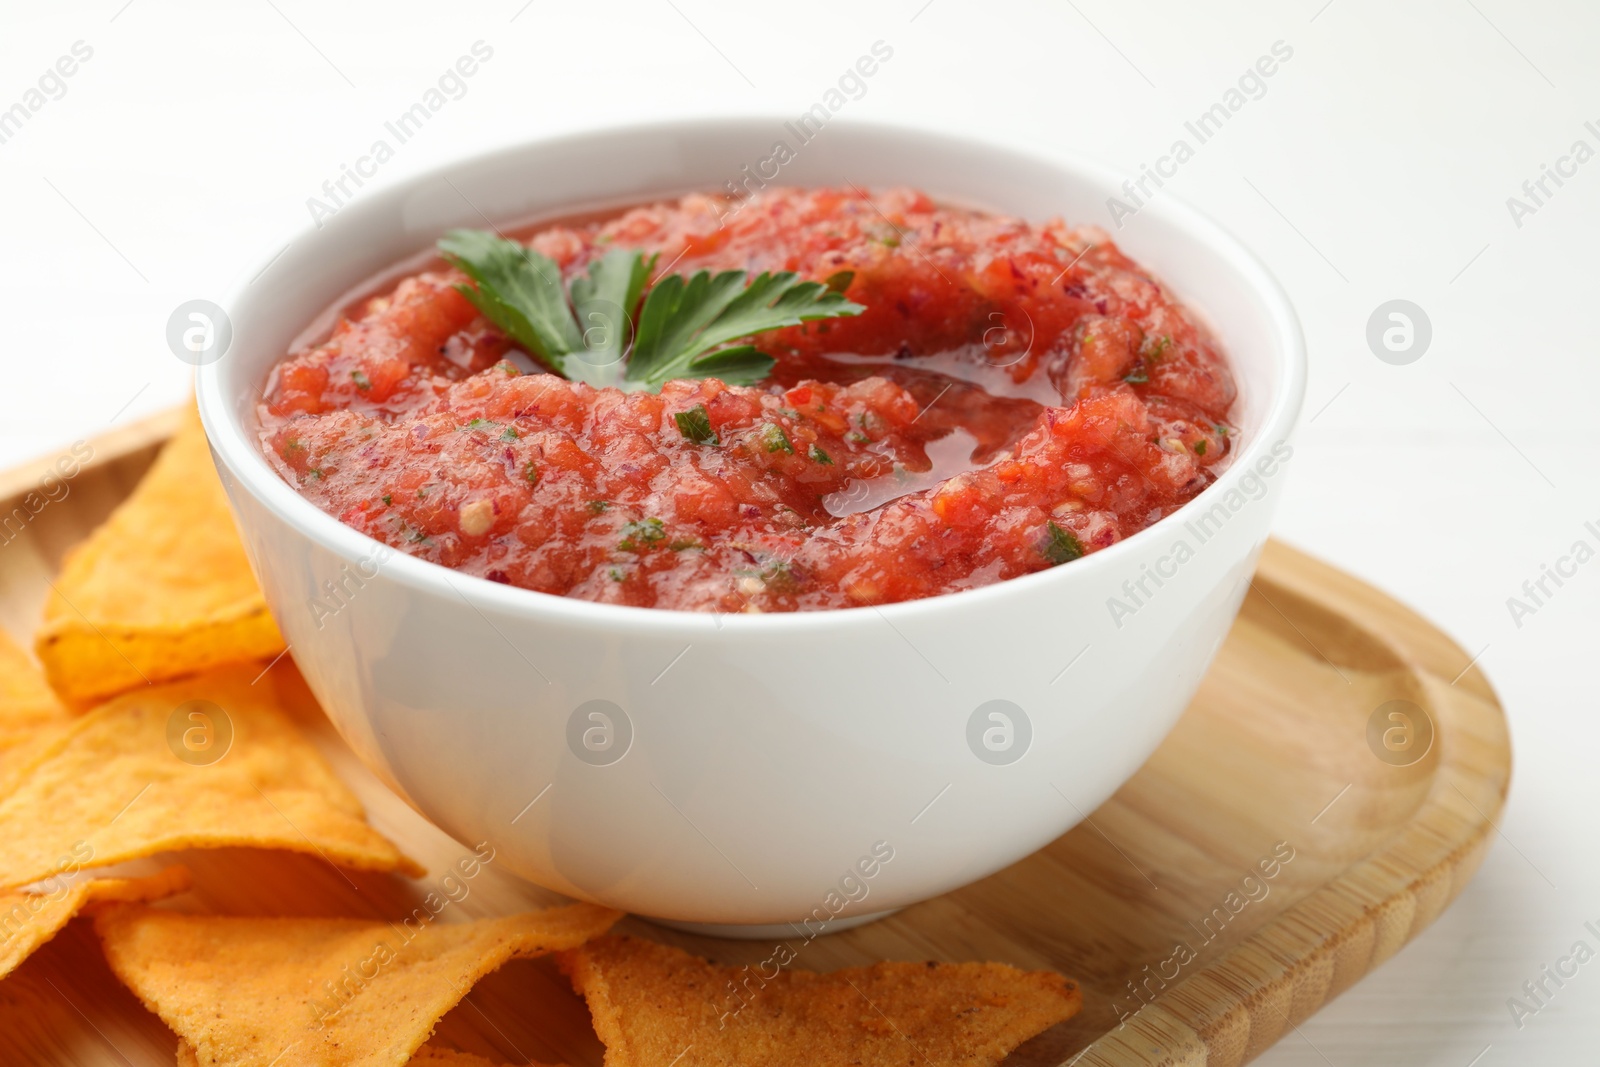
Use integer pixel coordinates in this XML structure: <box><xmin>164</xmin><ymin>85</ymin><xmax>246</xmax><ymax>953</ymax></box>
<box><xmin>198</xmin><ymin>119</ymin><xmax>1305</xmax><ymax>934</ymax></box>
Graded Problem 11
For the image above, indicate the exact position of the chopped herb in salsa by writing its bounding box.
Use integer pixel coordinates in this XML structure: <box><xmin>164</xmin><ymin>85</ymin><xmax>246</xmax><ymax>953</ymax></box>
<box><xmin>675</xmin><ymin>404</ymin><xmax>718</xmax><ymax>445</ymax></box>
<box><xmin>1041</xmin><ymin>522</ymin><xmax>1084</xmax><ymax>566</ymax></box>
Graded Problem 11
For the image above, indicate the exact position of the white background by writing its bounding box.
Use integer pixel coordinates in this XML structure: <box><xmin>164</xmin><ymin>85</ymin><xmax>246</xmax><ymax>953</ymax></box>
<box><xmin>2</xmin><ymin>1</ymin><xmax>1596</xmax><ymax>1062</ymax></box>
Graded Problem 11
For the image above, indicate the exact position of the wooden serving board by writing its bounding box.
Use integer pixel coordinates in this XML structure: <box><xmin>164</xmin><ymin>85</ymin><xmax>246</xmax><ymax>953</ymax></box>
<box><xmin>0</xmin><ymin>411</ymin><xmax>1509</xmax><ymax>1067</ymax></box>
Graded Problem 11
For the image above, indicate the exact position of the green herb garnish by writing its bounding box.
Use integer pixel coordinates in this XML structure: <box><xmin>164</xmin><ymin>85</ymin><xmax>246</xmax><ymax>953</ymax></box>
<box><xmin>1041</xmin><ymin>522</ymin><xmax>1084</xmax><ymax>566</ymax></box>
<box><xmin>808</xmin><ymin>444</ymin><xmax>833</xmax><ymax>465</ymax></box>
<box><xmin>675</xmin><ymin>404</ymin><xmax>718</xmax><ymax>445</ymax></box>
<box><xmin>381</xmin><ymin>493</ymin><xmax>392</xmax><ymax>506</ymax></box>
<box><xmin>1123</xmin><ymin>368</ymin><xmax>1149</xmax><ymax>384</ymax></box>
<box><xmin>1193</xmin><ymin>439</ymin><xmax>1207</xmax><ymax>456</ymax></box>
<box><xmin>438</xmin><ymin>230</ymin><xmax>863</xmax><ymax>392</ymax></box>
<box><xmin>351</xmin><ymin>370</ymin><xmax>372</xmax><ymax>391</ymax></box>
<box><xmin>626</xmin><ymin>269</ymin><xmax>860</xmax><ymax>391</ymax></box>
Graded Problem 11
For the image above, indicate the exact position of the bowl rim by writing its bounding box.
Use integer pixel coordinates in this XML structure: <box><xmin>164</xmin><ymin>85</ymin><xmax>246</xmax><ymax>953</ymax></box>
<box><xmin>198</xmin><ymin>115</ymin><xmax>1306</xmax><ymax>638</ymax></box>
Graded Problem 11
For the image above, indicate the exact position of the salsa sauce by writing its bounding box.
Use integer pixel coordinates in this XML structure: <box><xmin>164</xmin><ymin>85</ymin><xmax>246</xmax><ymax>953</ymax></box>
<box><xmin>259</xmin><ymin>187</ymin><xmax>1237</xmax><ymax>612</ymax></box>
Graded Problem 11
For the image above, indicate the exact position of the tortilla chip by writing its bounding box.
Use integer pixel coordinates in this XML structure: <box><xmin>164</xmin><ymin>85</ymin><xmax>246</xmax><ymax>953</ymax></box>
<box><xmin>407</xmin><ymin>1048</ymin><xmax>511</xmax><ymax>1067</ymax></box>
<box><xmin>0</xmin><ymin>666</ymin><xmax>421</xmax><ymax>888</ymax></box>
<box><xmin>0</xmin><ymin>630</ymin><xmax>72</xmax><ymax>785</ymax></box>
<box><xmin>178</xmin><ymin>1040</ymin><xmax>554</xmax><ymax>1066</ymax></box>
<box><xmin>36</xmin><ymin>409</ymin><xmax>283</xmax><ymax>705</ymax></box>
<box><xmin>560</xmin><ymin>935</ymin><xmax>1081</xmax><ymax>1067</ymax></box>
<box><xmin>0</xmin><ymin>866</ymin><xmax>189</xmax><ymax>980</ymax></box>
<box><xmin>411</xmin><ymin>1045</ymin><xmax>566</xmax><ymax>1067</ymax></box>
<box><xmin>0</xmin><ymin>629</ymin><xmax>70</xmax><ymax>744</ymax></box>
<box><xmin>98</xmin><ymin>901</ymin><xmax>621</xmax><ymax>1067</ymax></box>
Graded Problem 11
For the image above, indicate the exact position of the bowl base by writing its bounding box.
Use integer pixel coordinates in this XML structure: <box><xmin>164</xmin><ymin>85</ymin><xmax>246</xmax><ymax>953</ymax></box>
<box><xmin>642</xmin><ymin>907</ymin><xmax>902</xmax><ymax>941</ymax></box>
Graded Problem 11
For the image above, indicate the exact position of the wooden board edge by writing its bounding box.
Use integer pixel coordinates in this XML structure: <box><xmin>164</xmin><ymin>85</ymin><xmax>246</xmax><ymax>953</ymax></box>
<box><xmin>1073</xmin><ymin>540</ymin><xmax>1511</xmax><ymax>1066</ymax></box>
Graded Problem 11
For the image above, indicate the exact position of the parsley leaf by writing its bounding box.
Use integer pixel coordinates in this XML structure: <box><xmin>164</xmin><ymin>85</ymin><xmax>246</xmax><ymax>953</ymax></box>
<box><xmin>569</xmin><ymin>247</ymin><xmax>654</xmax><ymax>374</ymax></box>
<box><xmin>626</xmin><ymin>270</ymin><xmax>862</xmax><ymax>390</ymax></box>
<box><xmin>439</xmin><ymin>230</ymin><xmax>863</xmax><ymax>394</ymax></box>
<box><xmin>437</xmin><ymin>230</ymin><xmax>588</xmax><ymax>381</ymax></box>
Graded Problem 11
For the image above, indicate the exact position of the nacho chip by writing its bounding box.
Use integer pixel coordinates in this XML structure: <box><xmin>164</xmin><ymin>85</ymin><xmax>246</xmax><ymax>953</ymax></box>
<box><xmin>0</xmin><ymin>629</ymin><xmax>71</xmax><ymax>784</ymax></box>
<box><xmin>0</xmin><ymin>666</ymin><xmax>420</xmax><ymax>888</ymax></box>
<box><xmin>178</xmin><ymin>1040</ymin><xmax>554</xmax><ymax>1066</ymax></box>
<box><xmin>560</xmin><ymin>935</ymin><xmax>1081</xmax><ymax>1067</ymax></box>
<box><xmin>0</xmin><ymin>866</ymin><xmax>189</xmax><ymax>980</ymax></box>
<box><xmin>98</xmin><ymin>901</ymin><xmax>621</xmax><ymax>1067</ymax></box>
<box><xmin>0</xmin><ymin>629</ymin><xmax>69</xmax><ymax>745</ymax></box>
<box><xmin>408</xmin><ymin>1047</ymin><xmax>513</xmax><ymax>1067</ymax></box>
<box><xmin>36</xmin><ymin>409</ymin><xmax>284</xmax><ymax>705</ymax></box>
<box><xmin>411</xmin><ymin>1045</ymin><xmax>565</xmax><ymax>1067</ymax></box>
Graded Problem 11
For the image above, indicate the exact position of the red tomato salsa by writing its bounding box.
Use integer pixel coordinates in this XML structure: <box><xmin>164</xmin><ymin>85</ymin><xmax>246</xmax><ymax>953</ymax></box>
<box><xmin>259</xmin><ymin>187</ymin><xmax>1237</xmax><ymax>612</ymax></box>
